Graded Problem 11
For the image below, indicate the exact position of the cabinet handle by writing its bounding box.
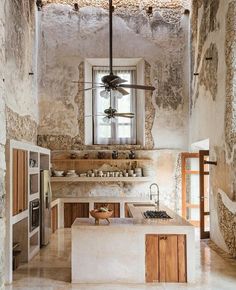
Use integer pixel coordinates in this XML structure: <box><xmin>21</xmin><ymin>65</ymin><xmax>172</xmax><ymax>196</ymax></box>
<box><xmin>159</xmin><ymin>236</ymin><xmax>167</xmax><ymax>240</ymax></box>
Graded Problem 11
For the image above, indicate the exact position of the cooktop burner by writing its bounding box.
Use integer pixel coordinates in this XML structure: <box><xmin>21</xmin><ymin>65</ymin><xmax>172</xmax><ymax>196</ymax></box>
<box><xmin>143</xmin><ymin>210</ymin><xmax>172</xmax><ymax>219</ymax></box>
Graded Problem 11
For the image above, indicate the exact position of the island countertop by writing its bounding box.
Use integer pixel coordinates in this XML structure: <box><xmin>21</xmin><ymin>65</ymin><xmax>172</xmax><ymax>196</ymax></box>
<box><xmin>72</xmin><ymin>202</ymin><xmax>194</xmax><ymax>228</ymax></box>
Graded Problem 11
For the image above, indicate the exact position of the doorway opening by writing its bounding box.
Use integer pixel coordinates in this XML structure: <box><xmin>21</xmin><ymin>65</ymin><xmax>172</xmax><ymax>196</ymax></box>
<box><xmin>181</xmin><ymin>139</ymin><xmax>210</xmax><ymax>239</ymax></box>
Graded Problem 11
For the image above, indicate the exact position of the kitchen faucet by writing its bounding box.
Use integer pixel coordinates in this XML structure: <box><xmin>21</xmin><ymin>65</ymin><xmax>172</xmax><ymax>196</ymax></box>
<box><xmin>149</xmin><ymin>183</ymin><xmax>160</xmax><ymax>208</ymax></box>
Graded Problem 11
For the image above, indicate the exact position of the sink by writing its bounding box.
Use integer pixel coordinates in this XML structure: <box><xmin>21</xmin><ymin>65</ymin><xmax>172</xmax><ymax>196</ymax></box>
<box><xmin>133</xmin><ymin>203</ymin><xmax>156</xmax><ymax>207</ymax></box>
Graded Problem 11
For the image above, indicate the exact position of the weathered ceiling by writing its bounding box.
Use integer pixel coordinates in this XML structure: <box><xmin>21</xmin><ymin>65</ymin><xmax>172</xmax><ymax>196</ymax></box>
<box><xmin>42</xmin><ymin>0</ymin><xmax>190</xmax><ymax>9</ymax></box>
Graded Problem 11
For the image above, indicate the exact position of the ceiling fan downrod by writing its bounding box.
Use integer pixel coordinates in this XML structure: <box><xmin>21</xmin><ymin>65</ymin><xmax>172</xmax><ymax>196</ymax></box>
<box><xmin>109</xmin><ymin>0</ymin><xmax>113</xmax><ymax>75</ymax></box>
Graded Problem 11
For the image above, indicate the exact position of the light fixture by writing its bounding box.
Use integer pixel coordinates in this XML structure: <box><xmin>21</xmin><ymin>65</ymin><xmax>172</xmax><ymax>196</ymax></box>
<box><xmin>100</xmin><ymin>90</ymin><xmax>110</xmax><ymax>99</ymax></box>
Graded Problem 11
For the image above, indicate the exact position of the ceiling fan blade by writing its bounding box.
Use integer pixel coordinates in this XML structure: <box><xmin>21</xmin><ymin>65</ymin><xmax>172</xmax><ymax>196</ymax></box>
<box><xmin>116</xmin><ymin>87</ymin><xmax>129</xmax><ymax>96</ymax></box>
<box><xmin>110</xmin><ymin>77</ymin><xmax>127</xmax><ymax>85</ymax></box>
<box><xmin>119</xmin><ymin>84</ymin><xmax>156</xmax><ymax>91</ymax></box>
<box><xmin>114</xmin><ymin>113</ymin><xmax>135</xmax><ymax>118</ymax></box>
<box><xmin>72</xmin><ymin>81</ymin><xmax>103</xmax><ymax>85</ymax></box>
<box><xmin>85</xmin><ymin>114</ymin><xmax>106</xmax><ymax>117</ymax></box>
<box><xmin>78</xmin><ymin>86</ymin><xmax>105</xmax><ymax>92</ymax></box>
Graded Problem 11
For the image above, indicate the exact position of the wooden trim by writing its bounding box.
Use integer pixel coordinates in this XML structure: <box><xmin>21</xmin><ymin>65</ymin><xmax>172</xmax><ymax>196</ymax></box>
<box><xmin>199</xmin><ymin>150</ymin><xmax>210</xmax><ymax>239</ymax></box>
<box><xmin>185</xmin><ymin>170</ymin><xmax>199</xmax><ymax>175</ymax></box>
<box><xmin>186</xmin><ymin>203</ymin><xmax>200</xmax><ymax>209</ymax></box>
<box><xmin>181</xmin><ymin>152</ymin><xmax>200</xmax><ymax>219</ymax></box>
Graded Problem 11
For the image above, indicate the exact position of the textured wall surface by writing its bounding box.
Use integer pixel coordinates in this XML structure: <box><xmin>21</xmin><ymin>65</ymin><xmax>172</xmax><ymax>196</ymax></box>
<box><xmin>0</xmin><ymin>0</ymin><xmax>6</xmax><ymax>288</ymax></box>
<box><xmin>37</xmin><ymin>3</ymin><xmax>190</xmax><ymax>151</ymax></box>
<box><xmin>5</xmin><ymin>0</ymin><xmax>39</xmax><ymax>140</ymax></box>
<box><xmin>0</xmin><ymin>1</ymin><xmax>38</xmax><ymax>288</ymax></box>
<box><xmin>191</xmin><ymin>0</ymin><xmax>236</xmax><ymax>255</ymax></box>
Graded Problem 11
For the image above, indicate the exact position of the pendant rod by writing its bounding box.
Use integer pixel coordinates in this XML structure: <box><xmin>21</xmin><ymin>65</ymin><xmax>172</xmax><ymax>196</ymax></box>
<box><xmin>109</xmin><ymin>0</ymin><xmax>113</xmax><ymax>75</ymax></box>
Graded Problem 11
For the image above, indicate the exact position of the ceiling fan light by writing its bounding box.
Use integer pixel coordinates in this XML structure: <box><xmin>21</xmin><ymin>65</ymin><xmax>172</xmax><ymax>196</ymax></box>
<box><xmin>114</xmin><ymin>90</ymin><xmax>123</xmax><ymax>99</ymax></box>
<box><xmin>103</xmin><ymin>116</ymin><xmax>110</xmax><ymax>124</ymax></box>
<box><xmin>100</xmin><ymin>90</ymin><xmax>110</xmax><ymax>99</ymax></box>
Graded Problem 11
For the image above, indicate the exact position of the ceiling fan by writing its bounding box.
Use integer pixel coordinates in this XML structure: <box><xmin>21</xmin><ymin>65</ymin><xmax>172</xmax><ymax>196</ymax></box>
<box><xmin>73</xmin><ymin>0</ymin><xmax>156</xmax><ymax>121</ymax></box>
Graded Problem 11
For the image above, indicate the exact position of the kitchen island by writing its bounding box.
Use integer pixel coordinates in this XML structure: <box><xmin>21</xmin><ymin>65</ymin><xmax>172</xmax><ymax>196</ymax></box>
<box><xmin>71</xmin><ymin>203</ymin><xmax>195</xmax><ymax>284</ymax></box>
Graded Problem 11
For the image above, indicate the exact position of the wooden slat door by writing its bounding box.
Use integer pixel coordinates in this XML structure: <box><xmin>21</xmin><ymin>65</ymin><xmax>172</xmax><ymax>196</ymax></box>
<box><xmin>51</xmin><ymin>204</ymin><xmax>58</xmax><ymax>233</ymax></box>
<box><xmin>145</xmin><ymin>234</ymin><xmax>186</xmax><ymax>283</ymax></box>
<box><xmin>64</xmin><ymin>203</ymin><xmax>89</xmax><ymax>227</ymax></box>
<box><xmin>94</xmin><ymin>202</ymin><xmax>120</xmax><ymax>217</ymax></box>
<box><xmin>13</xmin><ymin>149</ymin><xmax>18</xmax><ymax>216</ymax></box>
<box><xmin>64</xmin><ymin>203</ymin><xmax>72</xmax><ymax>228</ymax></box>
<box><xmin>145</xmin><ymin>235</ymin><xmax>159</xmax><ymax>283</ymax></box>
<box><xmin>199</xmin><ymin>150</ymin><xmax>210</xmax><ymax>239</ymax></box>
<box><xmin>165</xmin><ymin>235</ymin><xmax>178</xmax><ymax>282</ymax></box>
<box><xmin>181</xmin><ymin>152</ymin><xmax>200</xmax><ymax>226</ymax></box>
<box><xmin>12</xmin><ymin>149</ymin><xmax>28</xmax><ymax>216</ymax></box>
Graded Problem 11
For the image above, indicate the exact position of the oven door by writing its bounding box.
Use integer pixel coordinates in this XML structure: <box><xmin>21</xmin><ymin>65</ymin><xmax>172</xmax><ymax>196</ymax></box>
<box><xmin>30</xmin><ymin>199</ymin><xmax>40</xmax><ymax>232</ymax></box>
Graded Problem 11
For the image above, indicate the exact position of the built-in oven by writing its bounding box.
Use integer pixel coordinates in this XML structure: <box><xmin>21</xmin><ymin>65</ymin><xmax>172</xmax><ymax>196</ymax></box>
<box><xmin>30</xmin><ymin>199</ymin><xmax>40</xmax><ymax>232</ymax></box>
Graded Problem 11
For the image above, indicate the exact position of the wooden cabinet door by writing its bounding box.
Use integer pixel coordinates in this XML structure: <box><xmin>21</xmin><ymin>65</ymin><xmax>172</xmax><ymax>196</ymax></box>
<box><xmin>51</xmin><ymin>204</ymin><xmax>58</xmax><ymax>233</ymax></box>
<box><xmin>145</xmin><ymin>234</ymin><xmax>186</xmax><ymax>283</ymax></box>
<box><xmin>162</xmin><ymin>235</ymin><xmax>178</xmax><ymax>282</ymax></box>
<box><xmin>94</xmin><ymin>202</ymin><xmax>120</xmax><ymax>217</ymax></box>
<box><xmin>145</xmin><ymin>235</ymin><xmax>159</xmax><ymax>283</ymax></box>
<box><xmin>13</xmin><ymin>149</ymin><xmax>28</xmax><ymax>216</ymax></box>
<box><xmin>64</xmin><ymin>203</ymin><xmax>72</xmax><ymax>228</ymax></box>
<box><xmin>64</xmin><ymin>203</ymin><xmax>89</xmax><ymax>227</ymax></box>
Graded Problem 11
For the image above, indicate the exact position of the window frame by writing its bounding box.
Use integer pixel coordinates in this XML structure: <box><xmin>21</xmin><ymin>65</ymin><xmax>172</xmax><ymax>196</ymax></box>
<box><xmin>84</xmin><ymin>58</ymin><xmax>146</xmax><ymax>146</ymax></box>
<box><xmin>92</xmin><ymin>66</ymin><xmax>137</xmax><ymax>145</ymax></box>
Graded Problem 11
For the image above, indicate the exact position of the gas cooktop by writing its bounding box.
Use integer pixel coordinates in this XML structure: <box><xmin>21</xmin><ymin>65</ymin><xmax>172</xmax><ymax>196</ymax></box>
<box><xmin>143</xmin><ymin>210</ymin><xmax>172</xmax><ymax>219</ymax></box>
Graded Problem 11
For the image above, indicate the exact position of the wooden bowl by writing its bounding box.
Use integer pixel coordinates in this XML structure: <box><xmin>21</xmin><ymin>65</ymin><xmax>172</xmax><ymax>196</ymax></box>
<box><xmin>90</xmin><ymin>210</ymin><xmax>113</xmax><ymax>224</ymax></box>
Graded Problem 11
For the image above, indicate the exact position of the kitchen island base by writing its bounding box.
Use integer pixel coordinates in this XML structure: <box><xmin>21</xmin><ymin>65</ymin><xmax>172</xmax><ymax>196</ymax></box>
<box><xmin>71</xmin><ymin>217</ymin><xmax>195</xmax><ymax>284</ymax></box>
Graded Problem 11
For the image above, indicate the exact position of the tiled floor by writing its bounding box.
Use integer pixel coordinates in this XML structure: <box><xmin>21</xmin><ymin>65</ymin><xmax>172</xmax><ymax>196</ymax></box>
<box><xmin>5</xmin><ymin>228</ymin><xmax>236</xmax><ymax>290</ymax></box>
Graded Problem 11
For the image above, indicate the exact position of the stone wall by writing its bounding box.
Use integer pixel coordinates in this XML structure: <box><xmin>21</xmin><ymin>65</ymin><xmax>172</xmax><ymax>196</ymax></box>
<box><xmin>37</xmin><ymin>3</ymin><xmax>190</xmax><ymax>151</ymax></box>
<box><xmin>190</xmin><ymin>0</ymin><xmax>236</xmax><ymax>255</ymax></box>
<box><xmin>0</xmin><ymin>1</ymin><xmax>39</xmax><ymax>288</ymax></box>
<box><xmin>37</xmin><ymin>2</ymin><xmax>190</xmax><ymax>210</ymax></box>
<box><xmin>0</xmin><ymin>0</ymin><xmax>6</xmax><ymax>287</ymax></box>
<box><xmin>5</xmin><ymin>0</ymin><xmax>39</xmax><ymax>135</ymax></box>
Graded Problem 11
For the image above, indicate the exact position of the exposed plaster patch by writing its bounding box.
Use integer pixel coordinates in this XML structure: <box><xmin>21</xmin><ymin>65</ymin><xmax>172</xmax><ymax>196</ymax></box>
<box><xmin>6</xmin><ymin>107</ymin><xmax>38</xmax><ymax>144</ymax></box>
<box><xmin>144</xmin><ymin>61</ymin><xmax>155</xmax><ymax>149</ymax></box>
<box><xmin>197</xmin><ymin>0</ymin><xmax>220</xmax><ymax>69</ymax></box>
<box><xmin>42</xmin><ymin>0</ymin><xmax>188</xmax><ymax>10</ymax></box>
<box><xmin>154</xmin><ymin>58</ymin><xmax>184</xmax><ymax>110</ymax></box>
<box><xmin>218</xmin><ymin>193</ymin><xmax>236</xmax><ymax>257</ymax></box>
<box><xmin>225</xmin><ymin>1</ymin><xmax>236</xmax><ymax>155</ymax></box>
<box><xmin>199</xmin><ymin>43</ymin><xmax>218</xmax><ymax>100</ymax></box>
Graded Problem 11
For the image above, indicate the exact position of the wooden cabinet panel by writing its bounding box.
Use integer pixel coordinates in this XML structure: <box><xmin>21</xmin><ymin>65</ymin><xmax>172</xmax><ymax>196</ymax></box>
<box><xmin>145</xmin><ymin>235</ymin><xmax>159</xmax><ymax>283</ymax></box>
<box><xmin>145</xmin><ymin>234</ymin><xmax>186</xmax><ymax>283</ymax></box>
<box><xmin>64</xmin><ymin>203</ymin><xmax>72</xmax><ymax>228</ymax></box>
<box><xmin>178</xmin><ymin>235</ymin><xmax>187</xmax><ymax>282</ymax></box>
<box><xmin>165</xmin><ymin>235</ymin><xmax>178</xmax><ymax>282</ymax></box>
<box><xmin>13</xmin><ymin>149</ymin><xmax>18</xmax><ymax>216</ymax></box>
<box><xmin>159</xmin><ymin>236</ymin><xmax>166</xmax><ymax>282</ymax></box>
<box><xmin>94</xmin><ymin>202</ymin><xmax>120</xmax><ymax>218</ymax></box>
<box><xmin>64</xmin><ymin>203</ymin><xmax>89</xmax><ymax>227</ymax></box>
<box><xmin>51</xmin><ymin>204</ymin><xmax>58</xmax><ymax>233</ymax></box>
<box><xmin>13</xmin><ymin>149</ymin><xmax>28</xmax><ymax>216</ymax></box>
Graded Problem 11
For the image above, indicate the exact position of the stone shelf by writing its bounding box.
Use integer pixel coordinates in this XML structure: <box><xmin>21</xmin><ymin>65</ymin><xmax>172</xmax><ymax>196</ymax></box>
<box><xmin>50</xmin><ymin>176</ymin><xmax>152</xmax><ymax>182</ymax></box>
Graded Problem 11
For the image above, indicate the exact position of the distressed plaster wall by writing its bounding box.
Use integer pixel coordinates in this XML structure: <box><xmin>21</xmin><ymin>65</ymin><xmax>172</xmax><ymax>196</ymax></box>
<box><xmin>0</xmin><ymin>0</ymin><xmax>6</xmax><ymax>287</ymax></box>
<box><xmin>5</xmin><ymin>0</ymin><xmax>39</xmax><ymax>143</ymax></box>
<box><xmin>190</xmin><ymin>0</ymin><xmax>236</xmax><ymax>255</ymax></box>
<box><xmin>38</xmin><ymin>3</ymin><xmax>190</xmax><ymax>150</ymax></box>
<box><xmin>0</xmin><ymin>1</ymin><xmax>39</xmax><ymax>288</ymax></box>
<box><xmin>37</xmin><ymin>2</ymin><xmax>190</xmax><ymax>210</ymax></box>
